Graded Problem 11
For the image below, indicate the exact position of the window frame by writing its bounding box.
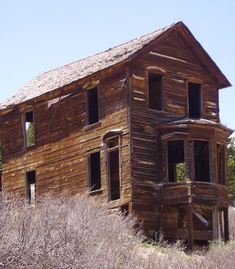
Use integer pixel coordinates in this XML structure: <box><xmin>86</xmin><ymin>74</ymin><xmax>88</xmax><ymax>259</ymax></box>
<box><xmin>22</xmin><ymin>110</ymin><xmax>36</xmax><ymax>148</ymax></box>
<box><xmin>192</xmin><ymin>139</ymin><xmax>211</xmax><ymax>182</ymax></box>
<box><xmin>25</xmin><ymin>170</ymin><xmax>36</xmax><ymax>204</ymax></box>
<box><xmin>187</xmin><ymin>81</ymin><xmax>202</xmax><ymax>119</ymax></box>
<box><xmin>87</xmin><ymin>149</ymin><xmax>102</xmax><ymax>192</ymax></box>
<box><xmin>105</xmin><ymin>135</ymin><xmax>122</xmax><ymax>201</ymax></box>
<box><xmin>147</xmin><ymin>71</ymin><xmax>164</xmax><ymax>111</ymax></box>
<box><xmin>85</xmin><ymin>86</ymin><xmax>100</xmax><ymax>126</ymax></box>
<box><xmin>166</xmin><ymin>139</ymin><xmax>186</xmax><ymax>183</ymax></box>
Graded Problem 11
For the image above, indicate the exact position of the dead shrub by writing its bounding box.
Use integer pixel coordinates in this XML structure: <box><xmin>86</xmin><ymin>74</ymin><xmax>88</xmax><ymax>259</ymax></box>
<box><xmin>0</xmin><ymin>193</ymin><xmax>146</xmax><ymax>269</ymax></box>
<box><xmin>1</xmin><ymin>192</ymin><xmax>235</xmax><ymax>269</ymax></box>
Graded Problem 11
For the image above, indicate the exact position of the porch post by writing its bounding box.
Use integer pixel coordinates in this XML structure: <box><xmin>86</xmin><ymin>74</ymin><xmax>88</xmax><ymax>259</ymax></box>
<box><xmin>187</xmin><ymin>203</ymin><xmax>194</xmax><ymax>250</ymax></box>
<box><xmin>212</xmin><ymin>206</ymin><xmax>219</xmax><ymax>239</ymax></box>
<box><xmin>224</xmin><ymin>207</ymin><xmax>229</xmax><ymax>242</ymax></box>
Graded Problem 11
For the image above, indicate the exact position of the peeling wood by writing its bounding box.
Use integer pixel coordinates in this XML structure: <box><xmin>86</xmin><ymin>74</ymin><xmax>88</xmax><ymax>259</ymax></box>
<box><xmin>0</xmin><ymin>24</ymin><xmax>231</xmax><ymax>247</ymax></box>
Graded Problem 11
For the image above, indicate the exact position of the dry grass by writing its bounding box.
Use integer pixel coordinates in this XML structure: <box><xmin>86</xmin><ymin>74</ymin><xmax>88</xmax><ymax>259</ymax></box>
<box><xmin>1</xmin><ymin>193</ymin><xmax>235</xmax><ymax>269</ymax></box>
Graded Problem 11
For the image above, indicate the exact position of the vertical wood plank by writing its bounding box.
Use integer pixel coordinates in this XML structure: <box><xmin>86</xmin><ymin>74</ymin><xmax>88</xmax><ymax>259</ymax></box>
<box><xmin>224</xmin><ymin>207</ymin><xmax>229</xmax><ymax>242</ymax></box>
<box><xmin>187</xmin><ymin>204</ymin><xmax>194</xmax><ymax>250</ymax></box>
<box><xmin>212</xmin><ymin>206</ymin><xmax>218</xmax><ymax>239</ymax></box>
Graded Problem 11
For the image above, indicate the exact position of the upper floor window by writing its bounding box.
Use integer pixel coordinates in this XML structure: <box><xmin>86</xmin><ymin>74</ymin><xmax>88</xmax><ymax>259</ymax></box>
<box><xmin>23</xmin><ymin>111</ymin><xmax>35</xmax><ymax>147</ymax></box>
<box><xmin>148</xmin><ymin>73</ymin><xmax>163</xmax><ymax>111</ymax></box>
<box><xmin>188</xmin><ymin>82</ymin><xmax>201</xmax><ymax>118</ymax></box>
<box><xmin>86</xmin><ymin>87</ymin><xmax>99</xmax><ymax>125</ymax></box>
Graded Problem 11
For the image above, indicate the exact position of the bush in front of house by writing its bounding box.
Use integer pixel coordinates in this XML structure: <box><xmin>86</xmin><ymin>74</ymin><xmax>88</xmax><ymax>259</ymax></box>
<box><xmin>1</xmin><ymin>192</ymin><xmax>235</xmax><ymax>269</ymax></box>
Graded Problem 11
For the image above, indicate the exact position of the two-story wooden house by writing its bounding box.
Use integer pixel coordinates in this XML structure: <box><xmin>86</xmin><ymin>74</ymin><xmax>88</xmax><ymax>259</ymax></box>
<box><xmin>0</xmin><ymin>22</ymin><xmax>232</xmax><ymax>248</ymax></box>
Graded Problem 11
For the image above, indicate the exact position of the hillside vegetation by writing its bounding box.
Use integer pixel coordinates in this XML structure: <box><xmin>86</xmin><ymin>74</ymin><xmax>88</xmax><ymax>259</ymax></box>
<box><xmin>1</xmin><ymin>193</ymin><xmax>235</xmax><ymax>269</ymax></box>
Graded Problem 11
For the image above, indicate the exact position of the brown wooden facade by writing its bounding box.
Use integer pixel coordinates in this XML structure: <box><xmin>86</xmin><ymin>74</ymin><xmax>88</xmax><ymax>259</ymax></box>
<box><xmin>0</xmin><ymin>22</ymin><xmax>232</xmax><ymax>248</ymax></box>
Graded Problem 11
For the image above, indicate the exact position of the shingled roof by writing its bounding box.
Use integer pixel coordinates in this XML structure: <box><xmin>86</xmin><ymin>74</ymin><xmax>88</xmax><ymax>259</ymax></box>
<box><xmin>0</xmin><ymin>21</ymin><xmax>231</xmax><ymax>110</ymax></box>
<box><xmin>0</xmin><ymin>23</ymin><xmax>176</xmax><ymax>110</ymax></box>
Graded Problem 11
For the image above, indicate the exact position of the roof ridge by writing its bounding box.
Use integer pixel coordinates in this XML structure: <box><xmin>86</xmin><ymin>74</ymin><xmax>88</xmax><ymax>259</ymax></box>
<box><xmin>42</xmin><ymin>22</ymin><xmax>179</xmax><ymax>76</ymax></box>
<box><xmin>1</xmin><ymin>21</ymin><xmax>200</xmax><ymax>110</ymax></box>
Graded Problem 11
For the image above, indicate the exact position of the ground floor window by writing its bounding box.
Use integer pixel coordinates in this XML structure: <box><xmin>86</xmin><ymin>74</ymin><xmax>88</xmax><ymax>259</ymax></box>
<box><xmin>106</xmin><ymin>136</ymin><xmax>121</xmax><ymax>200</ymax></box>
<box><xmin>26</xmin><ymin>170</ymin><xmax>36</xmax><ymax>203</ymax></box>
<box><xmin>88</xmin><ymin>151</ymin><xmax>101</xmax><ymax>191</ymax></box>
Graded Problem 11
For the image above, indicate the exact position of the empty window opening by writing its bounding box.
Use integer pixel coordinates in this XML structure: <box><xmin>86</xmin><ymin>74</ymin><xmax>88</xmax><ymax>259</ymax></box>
<box><xmin>88</xmin><ymin>151</ymin><xmax>101</xmax><ymax>191</ymax></box>
<box><xmin>194</xmin><ymin>140</ymin><xmax>210</xmax><ymax>182</ymax></box>
<box><xmin>217</xmin><ymin>144</ymin><xmax>225</xmax><ymax>185</ymax></box>
<box><xmin>193</xmin><ymin>208</ymin><xmax>212</xmax><ymax>231</ymax></box>
<box><xmin>106</xmin><ymin>136</ymin><xmax>120</xmax><ymax>200</ymax></box>
<box><xmin>188</xmin><ymin>82</ymin><xmax>201</xmax><ymax>118</ymax></box>
<box><xmin>26</xmin><ymin>170</ymin><xmax>36</xmax><ymax>203</ymax></box>
<box><xmin>120</xmin><ymin>204</ymin><xmax>129</xmax><ymax>217</ymax></box>
<box><xmin>87</xmin><ymin>87</ymin><xmax>99</xmax><ymax>125</ymax></box>
<box><xmin>148</xmin><ymin>73</ymin><xmax>163</xmax><ymax>110</ymax></box>
<box><xmin>167</xmin><ymin>140</ymin><xmax>185</xmax><ymax>182</ymax></box>
<box><xmin>24</xmin><ymin>111</ymin><xmax>35</xmax><ymax>146</ymax></box>
<box><xmin>109</xmin><ymin>150</ymin><xmax>120</xmax><ymax>200</ymax></box>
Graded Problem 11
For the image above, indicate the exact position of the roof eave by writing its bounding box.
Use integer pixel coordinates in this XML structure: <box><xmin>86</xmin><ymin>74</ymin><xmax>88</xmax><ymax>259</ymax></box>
<box><xmin>0</xmin><ymin>59</ymin><xmax>129</xmax><ymax>115</ymax></box>
<box><xmin>129</xmin><ymin>21</ymin><xmax>231</xmax><ymax>90</ymax></box>
<box><xmin>174</xmin><ymin>22</ymin><xmax>232</xmax><ymax>89</ymax></box>
<box><xmin>158</xmin><ymin>118</ymin><xmax>234</xmax><ymax>136</ymax></box>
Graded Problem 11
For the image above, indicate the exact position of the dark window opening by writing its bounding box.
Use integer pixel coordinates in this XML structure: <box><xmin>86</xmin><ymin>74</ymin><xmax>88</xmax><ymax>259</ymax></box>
<box><xmin>26</xmin><ymin>170</ymin><xmax>36</xmax><ymax>203</ymax></box>
<box><xmin>217</xmin><ymin>144</ymin><xmax>225</xmax><ymax>185</ymax></box>
<box><xmin>167</xmin><ymin>140</ymin><xmax>185</xmax><ymax>182</ymax></box>
<box><xmin>24</xmin><ymin>111</ymin><xmax>35</xmax><ymax>147</ymax></box>
<box><xmin>87</xmin><ymin>87</ymin><xmax>99</xmax><ymax>125</ymax></box>
<box><xmin>88</xmin><ymin>151</ymin><xmax>101</xmax><ymax>191</ymax></box>
<box><xmin>120</xmin><ymin>204</ymin><xmax>129</xmax><ymax>217</ymax></box>
<box><xmin>106</xmin><ymin>136</ymin><xmax>120</xmax><ymax>201</ymax></box>
<box><xmin>109</xmin><ymin>150</ymin><xmax>120</xmax><ymax>200</ymax></box>
<box><xmin>148</xmin><ymin>73</ymin><xmax>163</xmax><ymax>110</ymax></box>
<box><xmin>188</xmin><ymin>82</ymin><xmax>201</xmax><ymax>118</ymax></box>
<box><xmin>194</xmin><ymin>140</ymin><xmax>210</xmax><ymax>181</ymax></box>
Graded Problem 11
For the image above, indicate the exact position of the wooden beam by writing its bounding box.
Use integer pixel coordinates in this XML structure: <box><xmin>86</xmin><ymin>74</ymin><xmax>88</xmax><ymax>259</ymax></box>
<box><xmin>224</xmin><ymin>207</ymin><xmax>229</xmax><ymax>242</ymax></box>
<box><xmin>212</xmin><ymin>206</ymin><xmax>218</xmax><ymax>239</ymax></box>
<box><xmin>187</xmin><ymin>204</ymin><xmax>194</xmax><ymax>250</ymax></box>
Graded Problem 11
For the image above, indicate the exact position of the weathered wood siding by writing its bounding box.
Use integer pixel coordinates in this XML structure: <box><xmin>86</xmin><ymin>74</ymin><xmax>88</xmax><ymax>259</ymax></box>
<box><xmin>1</xmin><ymin>69</ymin><xmax>131</xmax><ymax>206</ymax></box>
<box><xmin>0</xmin><ymin>28</ymin><xmax>230</xmax><ymax>245</ymax></box>
<box><xmin>129</xmin><ymin>33</ymin><xmax>221</xmax><ymax>234</ymax></box>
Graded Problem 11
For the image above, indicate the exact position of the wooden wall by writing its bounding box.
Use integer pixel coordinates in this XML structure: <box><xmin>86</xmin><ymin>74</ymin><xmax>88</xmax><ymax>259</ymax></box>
<box><xmin>1</xmin><ymin>69</ymin><xmax>131</xmax><ymax>207</ymax></box>
<box><xmin>0</xmin><ymin>30</ymin><xmax>229</xmax><ymax>243</ymax></box>
<box><xmin>129</xmin><ymin>32</ymin><xmax>223</xmax><ymax>235</ymax></box>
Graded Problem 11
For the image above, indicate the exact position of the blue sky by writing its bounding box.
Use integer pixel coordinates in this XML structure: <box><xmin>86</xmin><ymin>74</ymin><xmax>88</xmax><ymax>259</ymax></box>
<box><xmin>0</xmin><ymin>1</ymin><xmax>235</xmax><ymax>130</ymax></box>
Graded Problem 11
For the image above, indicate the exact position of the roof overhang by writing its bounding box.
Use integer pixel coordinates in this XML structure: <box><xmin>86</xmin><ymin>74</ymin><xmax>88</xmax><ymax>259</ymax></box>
<box><xmin>158</xmin><ymin>118</ymin><xmax>234</xmax><ymax>138</ymax></box>
<box><xmin>130</xmin><ymin>21</ymin><xmax>231</xmax><ymax>90</ymax></box>
<box><xmin>0</xmin><ymin>21</ymin><xmax>231</xmax><ymax>114</ymax></box>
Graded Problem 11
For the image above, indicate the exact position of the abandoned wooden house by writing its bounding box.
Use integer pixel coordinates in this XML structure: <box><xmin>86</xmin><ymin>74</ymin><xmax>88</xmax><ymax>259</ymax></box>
<box><xmin>0</xmin><ymin>21</ymin><xmax>233</xmax><ymax>248</ymax></box>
